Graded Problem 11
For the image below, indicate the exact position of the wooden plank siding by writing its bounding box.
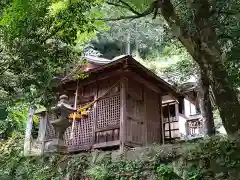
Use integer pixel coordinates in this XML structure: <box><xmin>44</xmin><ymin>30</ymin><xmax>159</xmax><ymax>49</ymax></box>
<box><xmin>43</xmin><ymin>71</ymin><xmax>165</xmax><ymax>153</ymax></box>
<box><xmin>31</xmin><ymin>56</ymin><xmax>179</xmax><ymax>155</ymax></box>
<box><xmin>125</xmin><ymin>77</ymin><xmax>163</xmax><ymax>148</ymax></box>
<box><xmin>126</xmin><ymin>78</ymin><xmax>145</xmax><ymax>147</ymax></box>
<box><xmin>42</xmin><ymin>76</ymin><xmax>122</xmax><ymax>152</ymax></box>
<box><xmin>145</xmin><ymin>87</ymin><xmax>162</xmax><ymax>145</ymax></box>
<box><xmin>120</xmin><ymin>77</ymin><xmax>127</xmax><ymax>152</ymax></box>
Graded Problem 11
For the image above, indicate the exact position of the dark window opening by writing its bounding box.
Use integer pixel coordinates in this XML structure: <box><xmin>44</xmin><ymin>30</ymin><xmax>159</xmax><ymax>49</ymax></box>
<box><xmin>178</xmin><ymin>97</ymin><xmax>184</xmax><ymax>114</ymax></box>
<box><xmin>163</xmin><ymin>104</ymin><xmax>176</xmax><ymax>120</ymax></box>
<box><xmin>162</xmin><ymin>104</ymin><xmax>180</xmax><ymax>143</ymax></box>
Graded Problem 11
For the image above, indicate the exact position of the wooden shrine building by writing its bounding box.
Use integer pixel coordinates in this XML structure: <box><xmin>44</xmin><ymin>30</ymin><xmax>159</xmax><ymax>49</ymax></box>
<box><xmin>26</xmin><ymin>55</ymin><xmax>203</xmax><ymax>156</ymax></box>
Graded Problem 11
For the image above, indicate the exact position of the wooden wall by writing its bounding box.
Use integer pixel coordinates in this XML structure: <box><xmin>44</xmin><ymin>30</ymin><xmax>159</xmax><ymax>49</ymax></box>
<box><xmin>126</xmin><ymin>79</ymin><xmax>145</xmax><ymax>147</ymax></box>
<box><xmin>64</xmin><ymin>82</ymin><xmax>97</xmax><ymax>151</ymax></box>
<box><xmin>126</xmin><ymin>78</ymin><xmax>163</xmax><ymax>148</ymax></box>
<box><xmin>144</xmin><ymin>87</ymin><xmax>162</xmax><ymax>145</ymax></box>
<box><xmin>44</xmin><ymin>73</ymin><xmax>164</xmax><ymax>152</ymax></box>
<box><xmin>44</xmin><ymin>76</ymin><xmax>121</xmax><ymax>152</ymax></box>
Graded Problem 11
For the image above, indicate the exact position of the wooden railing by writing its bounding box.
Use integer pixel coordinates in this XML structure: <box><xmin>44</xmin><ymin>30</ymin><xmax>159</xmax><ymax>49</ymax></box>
<box><xmin>178</xmin><ymin>114</ymin><xmax>204</xmax><ymax>140</ymax></box>
<box><xmin>186</xmin><ymin>118</ymin><xmax>204</xmax><ymax>139</ymax></box>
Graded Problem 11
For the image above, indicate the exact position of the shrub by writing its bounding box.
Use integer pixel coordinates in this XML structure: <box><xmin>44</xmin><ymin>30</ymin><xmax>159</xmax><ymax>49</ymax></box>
<box><xmin>2</xmin><ymin>134</ymin><xmax>240</xmax><ymax>180</ymax></box>
<box><xmin>176</xmin><ymin>134</ymin><xmax>240</xmax><ymax>179</ymax></box>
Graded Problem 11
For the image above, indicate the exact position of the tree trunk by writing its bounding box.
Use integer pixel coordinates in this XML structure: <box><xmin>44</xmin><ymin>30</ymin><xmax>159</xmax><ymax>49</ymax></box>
<box><xmin>192</xmin><ymin>0</ymin><xmax>240</xmax><ymax>134</ymax></box>
<box><xmin>135</xmin><ymin>40</ymin><xmax>141</xmax><ymax>59</ymax></box>
<box><xmin>159</xmin><ymin>0</ymin><xmax>240</xmax><ymax>134</ymax></box>
<box><xmin>207</xmin><ymin>61</ymin><xmax>240</xmax><ymax>134</ymax></box>
<box><xmin>198</xmin><ymin>69</ymin><xmax>215</xmax><ymax>136</ymax></box>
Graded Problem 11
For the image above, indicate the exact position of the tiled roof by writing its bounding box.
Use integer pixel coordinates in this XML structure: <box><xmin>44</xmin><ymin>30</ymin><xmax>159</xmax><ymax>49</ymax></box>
<box><xmin>83</xmin><ymin>56</ymin><xmax>112</xmax><ymax>65</ymax></box>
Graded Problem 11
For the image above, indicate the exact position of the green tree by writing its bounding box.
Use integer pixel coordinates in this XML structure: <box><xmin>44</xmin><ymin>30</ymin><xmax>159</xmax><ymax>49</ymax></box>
<box><xmin>102</xmin><ymin>0</ymin><xmax>240</xmax><ymax>134</ymax></box>
<box><xmin>90</xmin><ymin>16</ymin><xmax>167</xmax><ymax>59</ymax></box>
<box><xmin>0</xmin><ymin>0</ymin><xmax>104</xmax><ymax>107</ymax></box>
<box><xmin>161</xmin><ymin>43</ymin><xmax>215</xmax><ymax>136</ymax></box>
<box><xmin>0</xmin><ymin>103</ymin><xmax>30</xmax><ymax>139</ymax></box>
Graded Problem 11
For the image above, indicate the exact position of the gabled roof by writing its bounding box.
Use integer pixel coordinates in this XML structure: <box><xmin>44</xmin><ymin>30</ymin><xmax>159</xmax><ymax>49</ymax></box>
<box><xmin>178</xmin><ymin>82</ymin><xmax>197</xmax><ymax>93</ymax></box>
<box><xmin>83</xmin><ymin>56</ymin><xmax>112</xmax><ymax>65</ymax></box>
<box><xmin>60</xmin><ymin>55</ymin><xmax>180</xmax><ymax>96</ymax></box>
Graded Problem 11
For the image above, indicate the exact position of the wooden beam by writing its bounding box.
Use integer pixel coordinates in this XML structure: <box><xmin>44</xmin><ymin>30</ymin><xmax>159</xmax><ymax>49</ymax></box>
<box><xmin>93</xmin><ymin>140</ymin><xmax>120</xmax><ymax>149</ymax></box>
<box><xmin>92</xmin><ymin>80</ymin><xmax>98</xmax><ymax>145</ymax></box>
<box><xmin>143</xmin><ymin>86</ymin><xmax>148</xmax><ymax>146</ymax></box>
<box><xmin>159</xmin><ymin>95</ymin><xmax>165</xmax><ymax>145</ymax></box>
<box><xmin>89</xmin><ymin>70</ymin><xmax>122</xmax><ymax>85</ymax></box>
<box><xmin>95</xmin><ymin>125</ymin><xmax>120</xmax><ymax>132</ymax></box>
<box><xmin>120</xmin><ymin>77</ymin><xmax>127</xmax><ymax>153</ymax></box>
<box><xmin>162</xmin><ymin>101</ymin><xmax>177</xmax><ymax>106</ymax></box>
<box><xmin>125</xmin><ymin>70</ymin><xmax>163</xmax><ymax>94</ymax></box>
<box><xmin>167</xmin><ymin>103</ymin><xmax>172</xmax><ymax>142</ymax></box>
<box><xmin>125</xmin><ymin>141</ymin><xmax>142</xmax><ymax>147</ymax></box>
<box><xmin>68</xmin><ymin>145</ymin><xmax>92</xmax><ymax>152</ymax></box>
<box><xmin>63</xmin><ymin>70</ymin><xmax>122</xmax><ymax>91</ymax></box>
<box><xmin>175</xmin><ymin>103</ymin><xmax>179</xmax><ymax>122</ymax></box>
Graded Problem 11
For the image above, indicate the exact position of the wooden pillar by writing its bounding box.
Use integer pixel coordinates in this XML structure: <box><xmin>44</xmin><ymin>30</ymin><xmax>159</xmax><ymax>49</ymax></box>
<box><xmin>174</xmin><ymin>102</ymin><xmax>180</xmax><ymax>140</ymax></box>
<box><xmin>167</xmin><ymin>103</ymin><xmax>172</xmax><ymax>142</ymax></box>
<box><xmin>92</xmin><ymin>80</ymin><xmax>98</xmax><ymax>147</ymax></box>
<box><xmin>144</xmin><ymin>86</ymin><xmax>148</xmax><ymax>146</ymax></box>
<box><xmin>175</xmin><ymin>103</ymin><xmax>179</xmax><ymax>122</ymax></box>
<box><xmin>159</xmin><ymin>95</ymin><xmax>164</xmax><ymax>144</ymax></box>
<box><xmin>185</xmin><ymin>121</ymin><xmax>190</xmax><ymax>136</ymax></box>
<box><xmin>120</xmin><ymin>77</ymin><xmax>127</xmax><ymax>153</ymax></box>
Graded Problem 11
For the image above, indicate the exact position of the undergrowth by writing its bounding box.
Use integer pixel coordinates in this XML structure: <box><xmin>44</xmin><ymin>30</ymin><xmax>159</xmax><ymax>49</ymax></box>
<box><xmin>1</xmin><ymin>133</ymin><xmax>240</xmax><ymax>180</ymax></box>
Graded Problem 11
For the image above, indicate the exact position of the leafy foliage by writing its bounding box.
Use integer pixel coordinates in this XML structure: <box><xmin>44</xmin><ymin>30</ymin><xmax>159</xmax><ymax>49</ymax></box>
<box><xmin>104</xmin><ymin>0</ymin><xmax>240</xmax><ymax>134</ymax></box>
<box><xmin>176</xmin><ymin>135</ymin><xmax>240</xmax><ymax>179</ymax></box>
<box><xmin>159</xmin><ymin>42</ymin><xmax>196</xmax><ymax>84</ymax></box>
<box><xmin>0</xmin><ymin>135</ymin><xmax>179</xmax><ymax>180</ymax></box>
<box><xmin>0</xmin><ymin>103</ymin><xmax>28</xmax><ymax>138</ymax></box>
<box><xmin>0</xmin><ymin>0</ymin><xmax>104</xmax><ymax>107</ymax></box>
<box><xmin>156</xmin><ymin>164</ymin><xmax>182</xmax><ymax>180</ymax></box>
<box><xmin>87</xmin><ymin>3</ymin><xmax>171</xmax><ymax>59</ymax></box>
<box><xmin>2</xmin><ymin>134</ymin><xmax>240</xmax><ymax>179</ymax></box>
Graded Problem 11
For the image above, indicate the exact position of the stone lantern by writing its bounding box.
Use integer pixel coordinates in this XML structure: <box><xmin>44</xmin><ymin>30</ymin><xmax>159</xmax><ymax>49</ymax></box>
<box><xmin>45</xmin><ymin>95</ymin><xmax>75</xmax><ymax>153</ymax></box>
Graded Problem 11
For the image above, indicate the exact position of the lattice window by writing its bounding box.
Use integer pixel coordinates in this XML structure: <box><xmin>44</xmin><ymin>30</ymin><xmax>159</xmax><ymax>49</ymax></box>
<box><xmin>97</xmin><ymin>95</ymin><xmax>120</xmax><ymax>129</ymax></box>
<box><xmin>64</xmin><ymin>108</ymin><xmax>94</xmax><ymax>148</ymax></box>
<box><xmin>187</xmin><ymin>119</ymin><xmax>203</xmax><ymax>136</ymax></box>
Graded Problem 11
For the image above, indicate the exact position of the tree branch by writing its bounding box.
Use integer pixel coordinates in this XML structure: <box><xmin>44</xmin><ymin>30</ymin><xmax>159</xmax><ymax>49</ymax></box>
<box><xmin>158</xmin><ymin>0</ymin><xmax>196</xmax><ymax>58</ymax></box>
<box><xmin>106</xmin><ymin>0</ymin><xmax>141</xmax><ymax>15</ymax></box>
<box><xmin>106</xmin><ymin>1</ymin><xmax>125</xmax><ymax>8</ymax></box>
<box><xmin>96</xmin><ymin>1</ymin><xmax>155</xmax><ymax>21</ymax></box>
<box><xmin>96</xmin><ymin>15</ymin><xmax>144</xmax><ymax>21</ymax></box>
<box><xmin>118</xmin><ymin>0</ymin><xmax>141</xmax><ymax>15</ymax></box>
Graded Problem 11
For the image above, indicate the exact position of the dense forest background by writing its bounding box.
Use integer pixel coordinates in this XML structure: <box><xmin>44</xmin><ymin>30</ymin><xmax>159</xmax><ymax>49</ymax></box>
<box><xmin>0</xmin><ymin>0</ymin><xmax>240</xmax><ymax>179</ymax></box>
